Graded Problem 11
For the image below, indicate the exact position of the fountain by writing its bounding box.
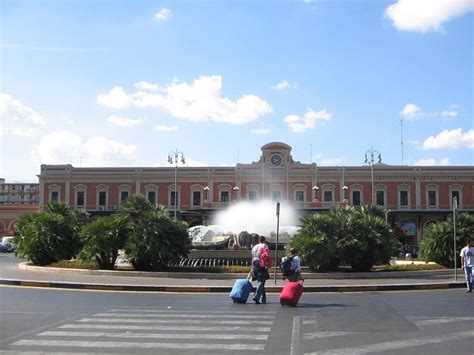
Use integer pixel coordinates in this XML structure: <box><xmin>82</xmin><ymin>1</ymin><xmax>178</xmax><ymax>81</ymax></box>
<box><xmin>180</xmin><ymin>200</ymin><xmax>301</xmax><ymax>267</ymax></box>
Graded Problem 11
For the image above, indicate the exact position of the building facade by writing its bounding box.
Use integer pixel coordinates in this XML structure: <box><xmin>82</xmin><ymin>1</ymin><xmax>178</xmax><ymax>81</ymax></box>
<box><xmin>38</xmin><ymin>142</ymin><xmax>474</xmax><ymax>244</ymax></box>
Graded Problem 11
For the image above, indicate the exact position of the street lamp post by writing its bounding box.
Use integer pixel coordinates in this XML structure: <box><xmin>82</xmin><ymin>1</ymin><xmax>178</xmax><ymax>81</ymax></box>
<box><xmin>168</xmin><ymin>149</ymin><xmax>185</xmax><ymax>218</ymax></box>
<box><xmin>364</xmin><ymin>148</ymin><xmax>382</xmax><ymax>205</ymax></box>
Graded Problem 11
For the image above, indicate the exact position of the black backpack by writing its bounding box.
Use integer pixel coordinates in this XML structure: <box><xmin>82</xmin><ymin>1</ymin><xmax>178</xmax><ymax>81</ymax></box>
<box><xmin>280</xmin><ymin>256</ymin><xmax>295</xmax><ymax>276</ymax></box>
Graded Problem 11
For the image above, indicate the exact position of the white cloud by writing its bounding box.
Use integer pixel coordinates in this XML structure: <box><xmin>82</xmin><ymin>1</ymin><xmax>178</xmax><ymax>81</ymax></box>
<box><xmin>97</xmin><ymin>86</ymin><xmax>131</xmax><ymax>109</ymax></box>
<box><xmin>385</xmin><ymin>0</ymin><xmax>474</xmax><ymax>33</ymax></box>
<box><xmin>272</xmin><ymin>80</ymin><xmax>295</xmax><ymax>90</ymax></box>
<box><xmin>36</xmin><ymin>131</ymin><xmax>136</xmax><ymax>166</ymax></box>
<box><xmin>249</xmin><ymin>128</ymin><xmax>269</xmax><ymax>135</ymax></box>
<box><xmin>304</xmin><ymin>0</ymin><xmax>312</xmax><ymax>4</ymax></box>
<box><xmin>0</xmin><ymin>93</ymin><xmax>46</xmax><ymax>137</ymax></box>
<box><xmin>107</xmin><ymin>115</ymin><xmax>143</xmax><ymax>127</ymax></box>
<box><xmin>154</xmin><ymin>8</ymin><xmax>172</xmax><ymax>21</ymax></box>
<box><xmin>421</xmin><ymin>128</ymin><xmax>474</xmax><ymax>150</ymax></box>
<box><xmin>134</xmin><ymin>81</ymin><xmax>160</xmax><ymax>91</ymax></box>
<box><xmin>97</xmin><ymin>75</ymin><xmax>272</xmax><ymax>125</ymax></box>
<box><xmin>415</xmin><ymin>158</ymin><xmax>450</xmax><ymax>166</ymax></box>
<box><xmin>443</xmin><ymin>104</ymin><xmax>459</xmax><ymax>117</ymax></box>
<box><xmin>400</xmin><ymin>103</ymin><xmax>423</xmax><ymax>119</ymax></box>
<box><xmin>154</xmin><ymin>124</ymin><xmax>178</xmax><ymax>132</ymax></box>
<box><xmin>284</xmin><ymin>108</ymin><xmax>332</xmax><ymax>133</ymax></box>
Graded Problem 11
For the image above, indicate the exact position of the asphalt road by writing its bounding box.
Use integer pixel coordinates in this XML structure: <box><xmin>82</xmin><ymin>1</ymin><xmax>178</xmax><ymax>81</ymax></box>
<box><xmin>0</xmin><ymin>285</ymin><xmax>472</xmax><ymax>354</ymax></box>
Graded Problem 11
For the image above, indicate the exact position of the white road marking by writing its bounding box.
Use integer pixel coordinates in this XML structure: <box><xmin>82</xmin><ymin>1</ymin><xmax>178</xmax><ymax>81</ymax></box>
<box><xmin>60</xmin><ymin>323</ymin><xmax>272</xmax><ymax>332</ymax></box>
<box><xmin>290</xmin><ymin>316</ymin><xmax>301</xmax><ymax>355</ymax></box>
<box><xmin>304</xmin><ymin>331</ymin><xmax>356</xmax><ymax>339</ymax></box>
<box><xmin>82</xmin><ymin>318</ymin><xmax>272</xmax><ymax>325</ymax></box>
<box><xmin>411</xmin><ymin>316</ymin><xmax>474</xmax><ymax>327</ymax></box>
<box><xmin>12</xmin><ymin>339</ymin><xmax>265</xmax><ymax>351</ymax></box>
<box><xmin>107</xmin><ymin>308</ymin><xmax>276</xmax><ymax>314</ymax></box>
<box><xmin>92</xmin><ymin>313</ymin><xmax>275</xmax><ymax>319</ymax></box>
<box><xmin>306</xmin><ymin>330</ymin><xmax>474</xmax><ymax>354</ymax></box>
<box><xmin>38</xmin><ymin>330</ymin><xmax>268</xmax><ymax>341</ymax></box>
<box><xmin>79</xmin><ymin>317</ymin><xmax>272</xmax><ymax>324</ymax></box>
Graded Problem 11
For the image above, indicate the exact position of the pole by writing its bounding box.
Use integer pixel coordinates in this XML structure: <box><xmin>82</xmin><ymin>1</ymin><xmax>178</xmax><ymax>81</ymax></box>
<box><xmin>401</xmin><ymin>117</ymin><xmax>404</xmax><ymax>165</ymax></box>
<box><xmin>174</xmin><ymin>158</ymin><xmax>177</xmax><ymax>219</ymax></box>
<box><xmin>274</xmin><ymin>202</ymin><xmax>280</xmax><ymax>284</ymax></box>
<box><xmin>453</xmin><ymin>197</ymin><xmax>457</xmax><ymax>281</ymax></box>
<box><xmin>371</xmin><ymin>163</ymin><xmax>374</xmax><ymax>205</ymax></box>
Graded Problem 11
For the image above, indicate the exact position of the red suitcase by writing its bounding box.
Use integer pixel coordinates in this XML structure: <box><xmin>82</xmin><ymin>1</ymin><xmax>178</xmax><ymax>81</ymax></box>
<box><xmin>280</xmin><ymin>281</ymin><xmax>304</xmax><ymax>306</ymax></box>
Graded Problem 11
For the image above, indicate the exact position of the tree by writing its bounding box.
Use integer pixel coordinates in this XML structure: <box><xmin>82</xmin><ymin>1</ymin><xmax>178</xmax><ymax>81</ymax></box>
<box><xmin>78</xmin><ymin>215</ymin><xmax>128</xmax><ymax>269</ymax></box>
<box><xmin>420</xmin><ymin>213</ymin><xmax>474</xmax><ymax>267</ymax></box>
<box><xmin>14</xmin><ymin>202</ymin><xmax>89</xmax><ymax>266</ymax></box>
<box><xmin>118</xmin><ymin>194</ymin><xmax>191</xmax><ymax>271</ymax></box>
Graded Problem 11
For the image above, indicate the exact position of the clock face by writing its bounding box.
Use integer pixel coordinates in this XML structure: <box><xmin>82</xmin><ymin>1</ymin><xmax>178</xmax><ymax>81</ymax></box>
<box><xmin>271</xmin><ymin>154</ymin><xmax>282</xmax><ymax>166</ymax></box>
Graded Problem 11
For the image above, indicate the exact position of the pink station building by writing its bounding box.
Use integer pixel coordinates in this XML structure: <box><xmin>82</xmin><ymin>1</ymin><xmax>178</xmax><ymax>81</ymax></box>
<box><xmin>29</xmin><ymin>142</ymin><xmax>473</xmax><ymax>245</ymax></box>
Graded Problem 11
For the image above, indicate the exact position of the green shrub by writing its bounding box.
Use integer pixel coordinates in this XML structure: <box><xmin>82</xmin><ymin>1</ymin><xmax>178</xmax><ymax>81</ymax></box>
<box><xmin>420</xmin><ymin>213</ymin><xmax>474</xmax><ymax>267</ymax></box>
<box><xmin>290</xmin><ymin>205</ymin><xmax>394</xmax><ymax>272</ymax></box>
<box><xmin>78</xmin><ymin>215</ymin><xmax>128</xmax><ymax>270</ymax></box>
<box><xmin>14</xmin><ymin>202</ymin><xmax>88</xmax><ymax>266</ymax></box>
<box><xmin>119</xmin><ymin>194</ymin><xmax>191</xmax><ymax>271</ymax></box>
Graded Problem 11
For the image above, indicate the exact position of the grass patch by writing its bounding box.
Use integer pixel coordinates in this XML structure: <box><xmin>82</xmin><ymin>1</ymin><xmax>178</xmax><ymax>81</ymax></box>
<box><xmin>50</xmin><ymin>260</ymin><xmax>99</xmax><ymax>270</ymax></box>
<box><xmin>373</xmin><ymin>263</ymin><xmax>445</xmax><ymax>272</ymax></box>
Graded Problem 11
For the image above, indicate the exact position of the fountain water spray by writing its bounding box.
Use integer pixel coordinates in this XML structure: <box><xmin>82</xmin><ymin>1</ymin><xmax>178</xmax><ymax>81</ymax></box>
<box><xmin>212</xmin><ymin>199</ymin><xmax>300</xmax><ymax>237</ymax></box>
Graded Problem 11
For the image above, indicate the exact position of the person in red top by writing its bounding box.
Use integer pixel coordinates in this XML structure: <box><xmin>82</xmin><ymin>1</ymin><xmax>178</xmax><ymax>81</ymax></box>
<box><xmin>251</xmin><ymin>236</ymin><xmax>272</xmax><ymax>304</ymax></box>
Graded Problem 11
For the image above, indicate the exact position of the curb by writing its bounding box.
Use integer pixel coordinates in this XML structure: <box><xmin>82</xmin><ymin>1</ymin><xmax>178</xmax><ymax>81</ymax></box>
<box><xmin>0</xmin><ymin>278</ymin><xmax>465</xmax><ymax>293</ymax></box>
<box><xmin>18</xmin><ymin>262</ymin><xmax>456</xmax><ymax>280</ymax></box>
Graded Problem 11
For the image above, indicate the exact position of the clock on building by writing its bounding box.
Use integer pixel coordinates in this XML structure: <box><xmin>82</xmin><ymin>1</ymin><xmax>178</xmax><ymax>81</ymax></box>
<box><xmin>271</xmin><ymin>154</ymin><xmax>282</xmax><ymax>166</ymax></box>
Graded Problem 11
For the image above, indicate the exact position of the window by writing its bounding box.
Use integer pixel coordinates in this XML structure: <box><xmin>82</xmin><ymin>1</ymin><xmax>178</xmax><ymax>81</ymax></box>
<box><xmin>120</xmin><ymin>191</ymin><xmax>129</xmax><ymax>203</ymax></box>
<box><xmin>324</xmin><ymin>191</ymin><xmax>332</xmax><ymax>202</ymax></box>
<box><xmin>352</xmin><ymin>191</ymin><xmax>361</xmax><ymax>206</ymax></box>
<box><xmin>400</xmin><ymin>191</ymin><xmax>408</xmax><ymax>206</ymax></box>
<box><xmin>193</xmin><ymin>191</ymin><xmax>201</xmax><ymax>206</ymax></box>
<box><xmin>77</xmin><ymin>191</ymin><xmax>84</xmax><ymax>206</ymax></box>
<box><xmin>376</xmin><ymin>191</ymin><xmax>384</xmax><ymax>206</ymax></box>
<box><xmin>147</xmin><ymin>191</ymin><xmax>156</xmax><ymax>204</ymax></box>
<box><xmin>451</xmin><ymin>190</ymin><xmax>459</xmax><ymax>205</ymax></box>
<box><xmin>295</xmin><ymin>191</ymin><xmax>304</xmax><ymax>202</ymax></box>
<box><xmin>170</xmin><ymin>191</ymin><xmax>178</xmax><ymax>206</ymax></box>
<box><xmin>272</xmin><ymin>191</ymin><xmax>281</xmax><ymax>201</ymax></box>
<box><xmin>428</xmin><ymin>191</ymin><xmax>436</xmax><ymax>206</ymax></box>
<box><xmin>99</xmin><ymin>191</ymin><xmax>107</xmax><ymax>206</ymax></box>
<box><xmin>220</xmin><ymin>191</ymin><xmax>229</xmax><ymax>202</ymax></box>
<box><xmin>249</xmin><ymin>191</ymin><xmax>257</xmax><ymax>201</ymax></box>
<box><xmin>51</xmin><ymin>191</ymin><xmax>59</xmax><ymax>202</ymax></box>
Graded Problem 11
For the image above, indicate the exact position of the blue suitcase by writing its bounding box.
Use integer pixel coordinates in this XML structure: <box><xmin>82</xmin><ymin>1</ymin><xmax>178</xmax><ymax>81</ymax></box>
<box><xmin>229</xmin><ymin>279</ymin><xmax>253</xmax><ymax>303</ymax></box>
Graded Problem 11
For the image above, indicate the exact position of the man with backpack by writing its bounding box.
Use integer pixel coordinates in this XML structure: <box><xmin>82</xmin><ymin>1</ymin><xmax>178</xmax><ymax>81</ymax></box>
<box><xmin>281</xmin><ymin>247</ymin><xmax>302</xmax><ymax>282</ymax></box>
<box><xmin>251</xmin><ymin>236</ymin><xmax>273</xmax><ymax>304</ymax></box>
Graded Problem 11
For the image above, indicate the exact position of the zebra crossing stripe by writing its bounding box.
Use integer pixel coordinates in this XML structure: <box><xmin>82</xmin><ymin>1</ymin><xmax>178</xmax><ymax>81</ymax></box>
<box><xmin>12</xmin><ymin>339</ymin><xmax>265</xmax><ymax>351</ymax></box>
<box><xmin>93</xmin><ymin>313</ymin><xmax>275</xmax><ymax>319</ymax></box>
<box><xmin>79</xmin><ymin>318</ymin><xmax>272</xmax><ymax>325</ymax></box>
<box><xmin>411</xmin><ymin>316</ymin><xmax>474</xmax><ymax>327</ymax></box>
<box><xmin>106</xmin><ymin>308</ymin><xmax>276</xmax><ymax>314</ymax></box>
<box><xmin>80</xmin><ymin>317</ymin><xmax>272</xmax><ymax>324</ymax></box>
<box><xmin>38</xmin><ymin>330</ymin><xmax>268</xmax><ymax>341</ymax></box>
<box><xmin>60</xmin><ymin>324</ymin><xmax>272</xmax><ymax>332</ymax></box>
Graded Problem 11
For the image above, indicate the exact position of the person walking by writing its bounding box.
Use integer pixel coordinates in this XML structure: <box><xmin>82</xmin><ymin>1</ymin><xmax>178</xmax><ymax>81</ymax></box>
<box><xmin>281</xmin><ymin>247</ymin><xmax>302</xmax><ymax>282</ymax></box>
<box><xmin>251</xmin><ymin>236</ymin><xmax>272</xmax><ymax>304</ymax></box>
<box><xmin>460</xmin><ymin>238</ymin><xmax>474</xmax><ymax>293</ymax></box>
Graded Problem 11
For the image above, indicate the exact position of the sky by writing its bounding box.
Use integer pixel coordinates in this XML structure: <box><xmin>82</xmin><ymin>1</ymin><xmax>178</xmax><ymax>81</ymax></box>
<box><xmin>0</xmin><ymin>0</ymin><xmax>473</xmax><ymax>182</ymax></box>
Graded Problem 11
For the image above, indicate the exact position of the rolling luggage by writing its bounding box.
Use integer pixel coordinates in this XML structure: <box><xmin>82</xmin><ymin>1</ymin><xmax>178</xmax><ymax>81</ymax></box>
<box><xmin>280</xmin><ymin>281</ymin><xmax>304</xmax><ymax>306</ymax></box>
<box><xmin>229</xmin><ymin>278</ymin><xmax>253</xmax><ymax>303</ymax></box>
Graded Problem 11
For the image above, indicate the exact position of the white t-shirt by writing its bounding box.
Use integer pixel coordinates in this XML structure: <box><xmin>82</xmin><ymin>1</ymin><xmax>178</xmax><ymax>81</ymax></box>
<box><xmin>459</xmin><ymin>246</ymin><xmax>474</xmax><ymax>267</ymax></box>
<box><xmin>251</xmin><ymin>243</ymin><xmax>269</xmax><ymax>260</ymax></box>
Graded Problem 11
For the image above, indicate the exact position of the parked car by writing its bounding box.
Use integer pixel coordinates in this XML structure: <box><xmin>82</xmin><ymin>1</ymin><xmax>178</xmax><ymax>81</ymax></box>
<box><xmin>396</xmin><ymin>245</ymin><xmax>419</xmax><ymax>259</ymax></box>
<box><xmin>0</xmin><ymin>242</ymin><xmax>13</xmax><ymax>253</ymax></box>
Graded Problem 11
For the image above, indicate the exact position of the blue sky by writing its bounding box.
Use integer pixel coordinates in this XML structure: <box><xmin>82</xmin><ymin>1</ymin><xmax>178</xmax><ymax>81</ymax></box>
<box><xmin>1</xmin><ymin>0</ymin><xmax>473</xmax><ymax>181</ymax></box>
